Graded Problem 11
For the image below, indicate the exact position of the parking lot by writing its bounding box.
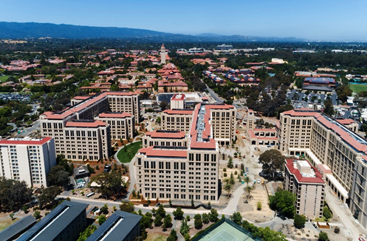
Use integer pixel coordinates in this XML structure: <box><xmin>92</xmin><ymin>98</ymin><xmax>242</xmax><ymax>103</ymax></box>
<box><xmin>286</xmin><ymin>89</ymin><xmax>338</xmax><ymax>108</ymax></box>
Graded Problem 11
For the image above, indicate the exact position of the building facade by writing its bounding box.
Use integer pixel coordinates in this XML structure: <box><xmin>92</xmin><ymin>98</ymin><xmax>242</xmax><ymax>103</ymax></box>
<box><xmin>96</xmin><ymin>112</ymin><xmax>135</xmax><ymax>140</ymax></box>
<box><xmin>161</xmin><ymin>109</ymin><xmax>194</xmax><ymax>133</ymax></box>
<box><xmin>285</xmin><ymin>159</ymin><xmax>325</xmax><ymax>219</ymax></box>
<box><xmin>136</xmin><ymin>103</ymin><xmax>236</xmax><ymax>202</ymax></box>
<box><xmin>39</xmin><ymin>92</ymin><xmax>139</xmax><ymax>161</ymax></box>
<box><xmin>0</xmin><ymin>137</ymin><xmax>56</xmax><ymax>187</ymax></box>
<box><xmin>170</xmin><ymin>94</ymin><xmax>186</xmax><ymax>109</ymax></box>
<box><xmin>279</xmin><ymin>109</ymin><xmax>367</xmax><ymax>228</ymax></box>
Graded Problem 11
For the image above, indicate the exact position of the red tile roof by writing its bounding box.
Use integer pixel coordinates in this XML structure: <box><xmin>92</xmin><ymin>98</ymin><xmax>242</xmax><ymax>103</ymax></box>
<box><xmin>336</xmin><ymin>119</ymin><xmax>355</xmax><ymax>125</ymax></box>
<box><xmin>285</xmin><ymin>159</ymin><xmax>324</xmax><ymax>184</ymax></box>
<box><xmin>65</xmin><ymin>120</ymin><xmax>107</xmax><ymax>128</ymax></box>
<box><xmin>0</xmin><ymin>137</ymin><xmax>53</xmax><ymax>145</ymax></box>
<box><xmin>145</xmin><ymin>131</ymin><xmax>186</xmax><ymax>139</ymax></box>
<box><xmin>98</xmin><ymin>112</ymin><xmax>132</xmax><ymax>118</ymax></box>
<box><xmin>42</xmin><ymin>92</ymin><xmax>136</xmax><ymax>120</ymax></box>
<box><xmin>139</xmin><ymin>146</ymin><xmax>187</xmax><ymax>158</ymax></box>
<box><xmin>163</xmin><ymin>109</ymin><xmax>194</xmax><ymax>115</ymax></box>
<box><xmin>171</xmin><ymin>94</ymin><xmax>185</xmax><ymax>100</ymax></box>
<box><xmin>73</xmin><ymin>96</ymin><xmax>90</xmax><ymax>100</ymax></box>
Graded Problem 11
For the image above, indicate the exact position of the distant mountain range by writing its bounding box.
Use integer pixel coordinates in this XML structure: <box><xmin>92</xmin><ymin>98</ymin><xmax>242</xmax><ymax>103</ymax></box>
<box><xmin>0</xmin><ymin>22</ymin><xmax>305</xmax><ymax>42</ymax></box>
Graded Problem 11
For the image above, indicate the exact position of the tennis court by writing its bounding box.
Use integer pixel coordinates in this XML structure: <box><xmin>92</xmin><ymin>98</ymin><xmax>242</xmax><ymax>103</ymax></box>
<box><xmin>199</xmin><ymin>222</ymin><xmax>255</xmax><ymax>241</ymax></box>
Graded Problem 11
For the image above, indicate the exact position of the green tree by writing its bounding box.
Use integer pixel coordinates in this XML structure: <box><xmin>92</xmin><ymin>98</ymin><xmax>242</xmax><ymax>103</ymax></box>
<box><xmin>163</xmin><ymin>214</ymin><xmax>173</xmax><ymax>228</ymax></box>
<box><xmin>173</xmin><ymin>207</ymin><xmax>184</xmax><ymax>220</ymax></box>
<box><xmin>227</xmin><ymin>156</ymin><xmax>233</xmax><ymax>168</ymax></box>
<box><xmin>336</xmin><ymin>85</ymin><xmax>352</xmax><ymax>103</ymax></box>
<box><xmin>167</xmin><ymin>229</ymin><xmax>177</xmax><ymax>241</ymax></box>
<box><xmin>33</xmin><ymin>210</ymin><xmax>41</xmax><ymax>219</ymax></box>
<box><xmin>244</xmin><ymin>185</ymin><xmax>253</xmax><ymax>201</ymax></box>
<box><xmin>323</xmin><ymin>206</ymin><xmax>332</xmax><ymax>220</ymax></box>
<box><xmin>209</xmin><ymin>209</ymin><xmax>219</xmax><ymax>222</ymax></box>
<box><xmin>244</xmin><ymin>176</ymin><xmax>252</xmax><ymax>186</ymax></box>
<box><xmin>156</xmin><ymin>116</ymin><xmax>161</xmax><ymax>123</ymax></box>
<box><xmin>94</xmin><ymin>171</ymin><xmax>126</xmax><ymax>199</ymax></box>
<box><xmin>223</xmin><ymin>183</ymin><xmax>233</xmax><ymax>199</ymax></box>
<box><xmin>77</xmin><ymin>225</ymin><xmax>97</xmax><ymax>241</ymax></box>
<box><xmin>318</xmin><ymin>232</ymin><xmax>329</xmax><ymax>241</ymax></box>
<box><xmin>294</xmin><ymin>214</ymin><xmax>306</xmax><ymax>229</ymax></box>
<box><xmin>38</xmin><ymin>186</ymin><xmax>62</xmax><ymax>208</ymax></box>
<box><xmin>323</xmin><ymin>99</ymin><xmax>334</xmax><ymax>116</ymax></box>
<box><xmin>156</xmin><ymin>204</ymin><xmax>166</xmax><ymax>217</ymax></box>
<box><xmin>259</xmin><ymin>149</ymin><xmax>285</xmax><ymax>178</ymax></box>
<box><xmin>230</xmin><ymin>212</ymin><xmax>242</xmax><ymax>225</ymax></box>
<box><xmin>98</xmin><ymin>215</ymin><xmax>106</xmax><ymax>225</ymax></box>
<box><xmin>100</xmin><ymin>204</ymin><xmax>109</xmax><ymax>214</ymax></box>
<box><xmin>180</xmin><ymin>219</ymin><xmax>190</xmax><ymax>235</ymax></box>
<box><xmin>230</xmin><ymin>173</ymin><xmax>235</xmax><ymax>185</ymax></box>
<box><xmin>184</xmin><ymin>233</ymin><xmax>190</xmax><ymax>241</ymax></box>
<box><xmin>202</xmin><ymin>213</ymin><xmax>209</xmax><ymax>224</ymax></box>
<box><xmin>154</xmin><ymin>214</ymin><xmax>162</xmax><ymax>227</ymax></box>
<box><xmin>119</xmin><ymin>201</ymin><xmax>135</xmax><ymax>213</ymax></box>
<box><xmin>47</xmin><ymin>165</ymin><xmax>70</xmax><ymax>188</ymax></box>
<box><xmin>268</xmin><ymin>190</ymin><xmax>296</xmax><ymax>218</ymax></box>
<box><xmin>194</xmin><ymin>215</ymin><xmax>203</xmax><ymax>229</ymax></box>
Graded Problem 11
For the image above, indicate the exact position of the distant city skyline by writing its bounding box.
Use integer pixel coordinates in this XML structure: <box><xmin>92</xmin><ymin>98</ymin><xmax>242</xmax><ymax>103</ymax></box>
<box><xmin>1</xmin><ymin>0</ymin><xmax>367</xmax><ymax>41</ymax></box>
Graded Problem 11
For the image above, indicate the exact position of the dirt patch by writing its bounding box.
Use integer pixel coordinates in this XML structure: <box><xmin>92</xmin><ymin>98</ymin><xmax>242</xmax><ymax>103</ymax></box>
<box><xmin>146</xmin><ymin>226</ymin><xmax>171</xmax><ymax>241</ymax></box>
<box><xmin>0</xmin><ymin>218</ymin><xmax>18</xmax><ymax>231</ymax></box>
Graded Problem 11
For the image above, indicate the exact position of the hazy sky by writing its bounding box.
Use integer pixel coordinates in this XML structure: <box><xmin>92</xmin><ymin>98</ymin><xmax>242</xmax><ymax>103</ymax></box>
<box><xmin>1</xmin><ymin>0</ymin><xmax>366</xmax><ymax>41</ymax></box>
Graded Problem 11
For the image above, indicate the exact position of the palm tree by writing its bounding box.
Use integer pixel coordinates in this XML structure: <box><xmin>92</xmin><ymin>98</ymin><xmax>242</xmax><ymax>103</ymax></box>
<box><xmin>223</xmin><ymin>183</ymin><xmax>233</xmax><ymax>199</ymax></box>
<box><xmin>244</xmin><ymin>176</ymin><xmax>252</xmax><ymax>186</ymax></box>
<box><xmin>244</xmin><ymin>185</ymin><xmax>253</xmax><ymax>201</ymax></box>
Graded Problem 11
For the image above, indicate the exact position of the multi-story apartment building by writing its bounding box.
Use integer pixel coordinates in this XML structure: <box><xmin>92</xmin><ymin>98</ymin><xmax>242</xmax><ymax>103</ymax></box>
<box><xmin>279</xmin><ymin>109</ymin><xmax>367</xmax><ymax>228</ymax></box>
<box><xmin>40</xmin><ymin>92</ymin><xmax>139</xmax><ymax>161</ymax></box>
<box><xmin>63</xmin><ymin>120</ymin><xmax>111</xmax><ymax>161</ymax></box>
<box><xmin>0</xmin><ymin>137</ymin><xmax>56</xmax><ymax>187</ymax></box>
<box><xmin>136</xmin><ymin>103</ymin><xmax>236</xmax><ymax>202</ymax></box>
<box><xmin>285</xmin><ymin>159</ymin><xmax>325</xmax><ymax>219</ymax></box>
<box><xmin>161</xmin><ymin>109</ymin><xmax>194</xmax><ymax>133</ymax></box>
<box><xmin>96</xmin><ymin>112</ymin><xmax>135</xmax><ymax>140</ymax></box>
<box><xmin>142</xmin><ymin>130</ymin><xmax>188</xmax><ymax>148</ymax></box>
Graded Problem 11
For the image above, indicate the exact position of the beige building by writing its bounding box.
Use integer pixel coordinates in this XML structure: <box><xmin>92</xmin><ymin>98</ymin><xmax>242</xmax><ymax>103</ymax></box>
<box><xmin>285</xmin><ymin>159</ymin><xmax>325</xmax><ymax>219</ymax></box>
<box><xmin>161</xmin><ymin>109</ymin><xmax>194</xmax><ymax>133</ymax></box>
<box><xmin>0</xmin><ymin>137</ymin><xmax>56</xmax><ymax>187</ymax></box>
<box><xmin>279</xmin><ymin>109</ymin><xmax>367</xmax><ymax>228</ymax></box>
<box><xmin>40</xmin><ymin>92</ymin><xmax>138</xmax><ymax>161</ymax></box>
<box><xmin>136</xmin><ymin>103</ymin><xmax>236</xmax><ymax>202</ymax></box>
<box><xmin>170</xmin><ymin>94</ymin><xmax>186</xmax><ymax>109</ymax></box>
<box><xmin>96</xmin><ymin>112</ymin><xmax>135</xmax><ymax>140</ymax></box>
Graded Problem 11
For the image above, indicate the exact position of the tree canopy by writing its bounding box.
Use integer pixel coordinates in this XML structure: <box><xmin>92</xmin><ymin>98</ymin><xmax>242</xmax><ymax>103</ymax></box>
<box><xmin>0</xmin><ymin>177</ymin><xmax>32</xmax><ymax>212</ymax></box>
<box><xmin>269</xmin><ymin>189</ymin><xmax>296</xmax><ymax>218</ymax></box>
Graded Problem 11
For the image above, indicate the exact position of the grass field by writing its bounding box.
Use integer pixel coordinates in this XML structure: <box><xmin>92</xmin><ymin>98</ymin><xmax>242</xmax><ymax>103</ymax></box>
<box><xmin>0</xmin><ymin>75</ymin><xmax>10</xmax><ymax>82</ymax></box>
<box><xmin>0</xmin><ymin>218</ymin><xmax>18</xmax><ymax>231</ymax></box>
<box><xmin>117</xmin><ymin>141</ymin><xmax>142</xmax><ymax>163</ymax></box>
<box><xmin>349</xmin><ymin>84</ymin><xmax>367</xmax><ymax>93</ymax></box>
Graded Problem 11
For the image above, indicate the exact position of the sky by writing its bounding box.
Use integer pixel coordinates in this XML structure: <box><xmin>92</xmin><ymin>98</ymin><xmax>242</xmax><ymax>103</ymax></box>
<box><xmin>1</xmin><ymin>0</ymin><xmax>367</xmax><ymax>41</ymax></box>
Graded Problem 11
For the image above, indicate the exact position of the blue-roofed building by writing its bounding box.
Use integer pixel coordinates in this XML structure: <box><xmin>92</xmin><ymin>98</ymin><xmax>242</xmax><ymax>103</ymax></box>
<box><xmin>18</xmin><ymin>201</ymin><xmax>88</xmax><ymax>241</ymax></box>
<box><xmin>0</xmin><ymin>215</ymin><xmax>36</xmax><ymax>241</ymax></box>
<box><xmin>86</xmin><ymin>211</ymin><xmax>141</xmax><ymax>241</ymax></box>
<box><xmin>303</xmin><ymin>77</ymin><xmax>336</xmax><ymax>88</ymax></box>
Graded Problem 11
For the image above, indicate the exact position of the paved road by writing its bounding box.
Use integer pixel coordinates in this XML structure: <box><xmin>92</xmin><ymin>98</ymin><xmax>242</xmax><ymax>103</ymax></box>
<box><xmin>16</xmin><ymin>120</ymin><xmax>40</xmax><ymax>137</ymax></box>
<box><xmin>325</xmin><ymin>186</ymin><xmax>362</xmax><ymax>241</ymax></box>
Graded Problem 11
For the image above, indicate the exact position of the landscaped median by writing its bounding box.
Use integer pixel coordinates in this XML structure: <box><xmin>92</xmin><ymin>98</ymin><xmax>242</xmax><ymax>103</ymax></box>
<box><xmin>117</xmin><ymin>141</ymin><xmax>142</xmax><ymax>163</ymax></box>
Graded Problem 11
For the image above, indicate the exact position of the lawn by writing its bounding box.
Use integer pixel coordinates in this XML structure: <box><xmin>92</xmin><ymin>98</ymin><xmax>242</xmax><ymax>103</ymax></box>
<box><xmin>117</xmin><ymin>141</ymin><xmax>142</xmax><ymax>163</ymax></box>
<box><xmin>0</xmin><ymin>75</ymin><xmax>10</xmax><ymax>82</ymax></box>
<box><xmin>349</xmin><ymin>84</ymin><xmax>367</xmax><ymax>93</ymax></box>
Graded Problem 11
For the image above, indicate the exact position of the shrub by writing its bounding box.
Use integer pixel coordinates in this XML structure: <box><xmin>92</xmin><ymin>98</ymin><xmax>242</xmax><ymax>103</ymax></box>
<box><xmin>234</xmin><ymin>171</ymin><xmax>237</xmax><ymax>175</ymax></box>
<box><xmin>294</xmin><ymin>214</ymin><xmax>306</xmax><ymax>229</ymax></box>
<box><xmin>323</xmin><ymin>206</ymin><xmax>332</xmax><ymax>220</ymax></box>
<box><xmin>257</xmin><ymin>201</ymin><xmax>262</xmax><ymax>210</ymax></box>
<box><xmin>223</xmin><ymin>173</ymin><xmax>227</xmax><ymax>177</ymax></box>
<box><xmin>334</xmin><ymin>226</ymin><xmax>340</xmax><ymax>234</ymax></box>
<box><xmin>223</xmin><ymin>168</ymin><xmax>227</xmax><ymax>172</ymax></box>
<box><xmin>318</xmin><ymin>232</ymin><xmax>329</xmax><ymax>241</ymax></box>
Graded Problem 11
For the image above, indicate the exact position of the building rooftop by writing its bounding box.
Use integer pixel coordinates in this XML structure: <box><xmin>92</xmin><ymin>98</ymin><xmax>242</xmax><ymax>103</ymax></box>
<box><xmin>18</xmin><ymin>201</ymin><xmax>88</xmax><ymax>241</ymax></box>
<box><xmin>86</xmin><ymin>211</ymin><xmax>141</xmax><ymax>241</ymax></box>
<box><xmin>286</xmin><ymin>159</ymin><xmax>324</xmax><ymax>184</ymax></box>
<box><xmin>42</xmin><ymin>91</ymin><xmax>137</xmax><ymax>120</ymax></box>
<box><xmin>163</xmin><ymin>109</ymin><xmax>194</xmax><ymax>115</ymax></box>
<box><xmin>98</xmin><ymin>112</ymin><xmax>132</xmax><ymax>118</ymax></box>
<box><xmin>65</xmin><ymin>120</ymin><xmax>108</xmax><ymax>128</ymax></box>
<box><xmin>0</xmin><ymin>137</ymin><xmax>53</xmax><ymax>146</ymax></box>
<box><xmin>146</xmin><ymin>130</ymin><xmax>186</xmax><ymax>139</ymax></box>
<box><xmin>139</xmin><ymin>146</ymin><xmax>187</xmax><ymax>158</ymax></box>
<box><xmin>171</xmin><ymin>94</ymin><xmax>185</xmax><ymax>100</ymax></box>
<box><xmin>0</xmin><ymin>215</ymin><xmax>36</xmax><ymax>241</ymax></box>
